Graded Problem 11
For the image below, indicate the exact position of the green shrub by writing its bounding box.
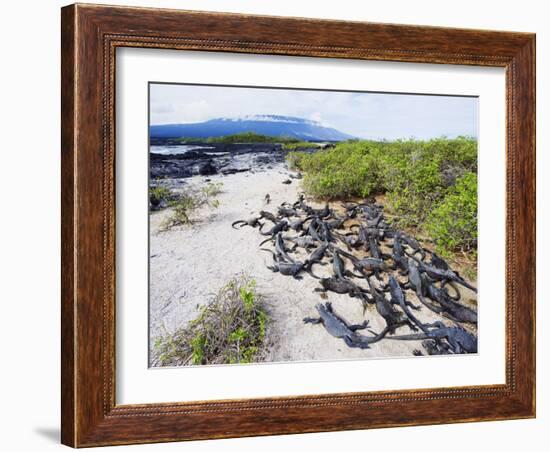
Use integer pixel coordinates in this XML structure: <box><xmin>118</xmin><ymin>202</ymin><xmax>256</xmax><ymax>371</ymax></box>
<box><xmin>160</xmin><ymin>182</ymin><xmax>223</xmax><ymax>230</ymax></box>
<box><xmin>201</xmin><ymin>182</ymin><xmax>223</xmax><ymax>199</ymax></box>
<box><xmin>286</xmin><ymin>137</ymin><xmax>478</xmax><ymax>254</ymax></box>
<box><xmin>161</xmin><ymin>193</ymin><xmax>199</xmax><ymax>228</ymax></box>
<box><xmin>152</xmin><ymin>275</ymin><xmax>269</xmax><ymax>366</ymax></box>
<box><xmin>282</xmin><ymin>141</ymin><xmax>319</xmax><ymax>151</ymax></box>
<box><xmin>288</xmin><ymin>141</ymin><xmax>387</xmax><ymax>199</ymax></box>
<box><xmin>426</xmin><ymin>172</ymin><xmax>478</xmax><ymax>254</ymax></box>
<box><xmin>206</xmin><ymin>132</ymin><xmax>300</xmax><ymax>144</ymax></box>
<box><xmin>286</xmin><ymin>151</ymin><xmax>308</xmax><ymax>170</ymax></box>
<box><xmin>149</xmin><ymin>185</ymin><xmax>172</xmax><ymax>209</ymax></box>
<box><xmin>175</xmin><ymin>132</ymin><xmax>304</xmax><ymax>144</ymax></box>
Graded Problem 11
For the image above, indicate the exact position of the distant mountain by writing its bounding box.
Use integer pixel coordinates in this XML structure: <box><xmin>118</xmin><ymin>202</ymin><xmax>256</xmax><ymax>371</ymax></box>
<box><xmin>150</xmin><ymin>115</ymin><xmax>354</xmax><ymax>142</ymax></box>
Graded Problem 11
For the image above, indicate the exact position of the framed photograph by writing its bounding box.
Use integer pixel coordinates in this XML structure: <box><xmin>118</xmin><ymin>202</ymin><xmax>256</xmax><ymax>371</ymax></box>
<box><xmin>61</xmin><ymin>4</ymin><xmax>536</xmax><ymax>447</ymax></box>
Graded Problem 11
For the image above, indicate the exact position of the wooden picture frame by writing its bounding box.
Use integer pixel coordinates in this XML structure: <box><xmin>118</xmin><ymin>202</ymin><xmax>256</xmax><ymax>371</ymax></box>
<box><xmin>61</xmin><ymin>3</ymin><xmax>536</xmax><ymax>447</ymax></box>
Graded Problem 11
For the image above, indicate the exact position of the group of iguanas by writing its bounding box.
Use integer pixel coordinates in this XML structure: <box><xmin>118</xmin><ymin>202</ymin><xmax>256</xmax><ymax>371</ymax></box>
<box><xmin>232</xmin><ymin>194</ymin><xmax>478</xmax><ymax>356</ymax></box>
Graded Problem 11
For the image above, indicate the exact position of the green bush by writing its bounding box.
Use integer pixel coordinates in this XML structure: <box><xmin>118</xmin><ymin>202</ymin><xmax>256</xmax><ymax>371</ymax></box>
<box><xmin>426</xmin><ymin>172</ymin><xmax>478</xmax><ymax>253</ymax></box>
<box><xmin>149</xmin><ymin>185</ymin><xmax>172</xmax><ymax>209</ymax></box>
<box><xmin>286</xmin><ymin>137</ymin><xmax>478</xmax><ymax>254</ymax></box>
<box><xmin>286</xmin><ymin>151</ymin><xmax>308</xmax><ymax>170</ymax></box>
<box><xmin>161</xmin><ymin>193</ymin><xmax>199</xmax><ymax>228</ymax></box>
<box><xmin>289</xmin><ymin>141</ymin><xmax>387</xmax><ymax>199</ymax></box>
<box><xmin>153</xmin><ymin>275</ymin><xmax>269</xmax><ymax>366</ymax></box>
<box><xmin>281</xmin><ymin>141</ymin><xmax>319</xmax><ymax>151</ymax></box>
<box><xmin>160</xmin><ymin>182</ymin><xmax>223</xmax><ymax>230</ymax></box>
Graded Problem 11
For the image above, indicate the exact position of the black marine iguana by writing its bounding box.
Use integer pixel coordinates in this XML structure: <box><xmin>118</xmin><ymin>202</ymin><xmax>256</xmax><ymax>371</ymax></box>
<box><xmin>258</xmin><ymin>210</ymin><xmax>278</xmax><ymax>223</ymax></box>
<box><xmin>314</xmin><ymin>277</ymin><xmax>371</xmax><ymax>306</ymax></box>
<box><xmin>388</xmin><ymin>275</ymin><xmax>425</xmax><ymax>332</ymax></box>
<box><xmin>419</xmin><ymin>262</ymin><xmax>477</xmax><ymax>293</ymax></box>
<box><xmin>423</xmin><ymin>275</ymin><xmax>478</xmax><ymax>324</ymax></box>
<box><xmin>404</xmin><ymin>258</ymin><xmax>446</xmax><ymax>315</ymax></box>
<box><xmin>336</xmin><ymin>248</ymin><xmax>387</xmax><ymax>279</ymax></box>
<box><xmin>262</xmin><ymin>248</ymin><xmax>306</xmax><ymax>279</ymax></box>
<box><xmin>367</xmin><ymin>277</ymin><xmax>417</xmax><ymax>334</ymax></box>
<box><xmin>384</xmin><ymin>320</ymin><xmax>478</xmax><ymax>354</ymax></box>
<box><xmin>304</xmin><ymin>242</ymin><xmax>330</xmax><ymax>273</ymax></box>
<box><xmin>395</xmin><ymin>232</ymin><xmax>426</xmax><ymax>260</ymax></box>
<box><xmin>259</xmin><ymin>219</ymin><xmax>288</xmax><ymax>237</ymax></box>
<box><xmin>286</xmin><ymin>235</ymin><xmax>318</xmax><ymax>251</ymax></box>
<box><xmin>271</xmin><ymin>232</ymin><xmax>296</xmax><ymax>263</ymax></box>
<box><xmin>303</xmin><ymin>302</ymin><xmax>389</xmax><ymax>349</ymax></box>
<box><xmin>231</xmin><ymin>216</ymin><xmax>263</xmax><ymax>229</ymax></box>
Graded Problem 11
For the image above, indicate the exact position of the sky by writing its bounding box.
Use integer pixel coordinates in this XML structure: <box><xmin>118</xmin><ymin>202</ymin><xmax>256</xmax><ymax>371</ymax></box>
<box><xmin>150</xmin><ymin>83</ymin><xmax>478</xmax><ymax>141</ymax></box>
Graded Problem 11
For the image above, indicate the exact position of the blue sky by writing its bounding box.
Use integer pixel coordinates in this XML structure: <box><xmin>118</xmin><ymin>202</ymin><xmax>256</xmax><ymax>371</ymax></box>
<box><xmin>150</xmin><ymin>83</ymin><xmax>478</xmax><ymax>141</ymax></box>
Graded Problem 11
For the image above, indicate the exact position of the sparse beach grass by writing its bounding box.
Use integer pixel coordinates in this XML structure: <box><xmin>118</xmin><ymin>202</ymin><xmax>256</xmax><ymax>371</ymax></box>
<box><xmin>158</xmin><ymin>182</ymin><xmax>223</xmax><ymax>230</ymax></box>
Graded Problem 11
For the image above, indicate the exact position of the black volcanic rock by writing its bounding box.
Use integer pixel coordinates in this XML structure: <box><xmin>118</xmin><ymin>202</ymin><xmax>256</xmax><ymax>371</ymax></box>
<box><xmin>198</xmin><ymin>161</ymin><xmax>217</xmax><ymax>176</ymax></box>
<box><xmin>149</xmin><ymin>143</ymin><xmax>318</xmax><ymax>180</ymax></box>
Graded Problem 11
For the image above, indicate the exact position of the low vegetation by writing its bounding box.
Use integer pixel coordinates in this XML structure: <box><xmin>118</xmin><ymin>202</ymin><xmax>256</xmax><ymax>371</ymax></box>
<box><xmin>287</xmin><ymin>137</ymin><xmax>477</xmax><ymax>255</ymax></box>
<box><xmin>174</xmin><ymin>132</ymin><xmax>320</xmax><ymax>148</ymax></box>
<box><xmin>153</xmin><ymin>182</ymin><xmax>223</xmax><ymax>230</ymax></box>
<box><xmin>426</xmin><ymin>172</ymin><xmax>478</xmax><ymax>254</ymax></box>
<box><xmin>149</xmin><ymin>185</ymin><xmax>173</xmax><ymax>208</ymax></box>
<box><xmin>153</xmin><ymin>275</ymin><xmax>269</xmax><ymax>366</ymax></box>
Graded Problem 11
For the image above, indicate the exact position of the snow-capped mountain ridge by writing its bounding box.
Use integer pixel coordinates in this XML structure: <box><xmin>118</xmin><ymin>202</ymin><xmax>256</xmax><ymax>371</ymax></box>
<box><xmin>150</xmin><ymin>115</ymin><xmax>354</xmax><ymax>141</ymax></box>
<box><xmin>226</xmin><ymin>114</ymin><xmax>323</xmax><ymax>126</ymax></box>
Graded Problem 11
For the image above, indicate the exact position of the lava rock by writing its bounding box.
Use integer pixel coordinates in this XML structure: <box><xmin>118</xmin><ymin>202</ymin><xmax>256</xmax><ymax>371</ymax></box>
<box><xmin>198</xmin><ymin>161</ymin><xmax>218</xmax><ymax>176</ymax></box>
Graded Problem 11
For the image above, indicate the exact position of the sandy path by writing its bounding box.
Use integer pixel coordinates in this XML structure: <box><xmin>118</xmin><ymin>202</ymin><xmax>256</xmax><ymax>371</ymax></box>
<box><xmin>149</xmin><ymin>162</ymin><xmax>477</xmax><ymax>365</ymax></box>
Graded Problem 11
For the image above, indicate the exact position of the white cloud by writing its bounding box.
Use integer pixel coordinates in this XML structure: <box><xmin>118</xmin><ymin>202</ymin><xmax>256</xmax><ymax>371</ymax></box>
<box><xmin>150</xmin><ymin>83</ymin><xmax>478</xmax><ymax>140</ymax></box>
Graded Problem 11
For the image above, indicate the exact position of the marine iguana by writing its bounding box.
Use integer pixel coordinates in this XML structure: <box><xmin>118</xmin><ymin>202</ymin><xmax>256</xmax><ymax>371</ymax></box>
<box><xmin>304</xmin><ymin>242</ymin><xmax>330</xmax><ymax>275</ymax></box>
<box><xmin>365</xmin><ymin>229</ymin><xmax>390</xmax><ymax>261</ymax></box>
<box><xmin>273</xmin><ymin>232</ymin><xmax>296</xmax><ymax>263</ymax></box>
<box><xmin>365</xmin><ymin>212</ymin><xmax>384</xmax><ymax>228</ymax></box>
<box><xmin>335</xmin><ymin>248</ymin><xmax>387</xmax><ymax>278</ymax></box>
<box><xmin>427</xmin><ymin>251</ymin><xmax>449</xmax><ymax>271</ymax></box>
<box><xmin>316</xmin><ymin>219</ymin><xmax>335</xmax><ymax>243</ymax></box>
<box><xmin>259</xmin><ymin>210</ymin><xmax>277</xmax><ymax>223</ymax></box>
<box><xmin>288</xmin><ymin>216</ymin><xmax>311</xmax><ymax>232</ymax></box>
<box><xmin>286</xmin><ymin>235</ymin><xmax>318</xmax><ymax>251</ymax></box>
<box><xmin>262</xmin><ymin>249</ymin><xmax>306</xmax><ymax>279</ymax></box>
<box><xmin>303</xmin><ymin>302</ymin><xmax>389</xmax><ymax>349</ymax></box>
<box><xmin>357</xmin><ymin>204</ymin><xmax>382</xmax><ymax>219</ymax></box>
<box><xmin>306</xmin><ymin>219</ymin><xmax>324</xmax><ymax>242</ymax></box>
<box><xmin>388</xmin><ymin>275</ymin><xmax>426</xmax><ymax>332</ymax></box>
<box><xmin>259</xmin><ymin>219</ymin><xmax>288</xmax><ymax>237</ymax></box>
<box><xmin>384</xmin><ymin>320</ymin><xmax>478</xmax><ymax>354</ymax></box>
<box><xmin>314</xmin><ymin>277</ymin><xmax>371</xmax><ymax>305</ymax></box>
<box><xmin>333</xmin><ymin>231</ymin><xmax>361</xmax><ymax>250</ymax></box>
<box><xmin>331</xmin><ymin>248</ymin><xmax>348</xmax><ymax>280</ymax></box>
<box><xmin>390</xmin><ymin>236</ymin><xmax>409</xmax><ymax>274</ymax></box>
<box><xmin>316</xmin><ymin>203</ymin><xmax>332</xmax><ymax>218</ymax></box>
<box><xmin>423</xmin><ymin>276</ymin><xmax>478</xmax><ymax>324</ymax></box>
<box><xmin>419</xmin><ymin>262</ymin><xmax>477</xmax><ymax>293</ymax></box>
<box><xmin>289</xmin><ymin>172</ymin><xmax>303</xmax><ymax>180</ymax></box>
<box><xmin>325</xmin><ymin>215</ymin><xmax>350</xmax><ymax>230</ymax></box>
<box><xmin>403</xmin><ymin>258</ymin><xmax>446</xmax><ymax>315</ymax></box>
<box><xmin>277</xmin><ymin>205</ymin><xmax>298</xmax><ymax>218</ymax></box>
<box><xmin>367</xmin><ymin>278</ymin><xmax>417</xmax><ymax>334</ymax></box>
<box><xmin>348</xmin><ymin>224</ymin><xmax>386</xmax><ymax>241</ymax></box>
<box><xmin>231</xmin><ymin>216</ymin><xmax>263</xmax><ymax>229</ymax></box>
<box><xmin>395</xmin><ymin>232</ymin><xmax>426</xmax><ymax>260</ymax></box>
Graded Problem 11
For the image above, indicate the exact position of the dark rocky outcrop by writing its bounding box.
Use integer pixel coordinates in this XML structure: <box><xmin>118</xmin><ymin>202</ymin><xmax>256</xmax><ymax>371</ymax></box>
<box><xmin>149</xmin><ymin>143</ymin><xmax>314</xmax><ymax>180</ymax></box>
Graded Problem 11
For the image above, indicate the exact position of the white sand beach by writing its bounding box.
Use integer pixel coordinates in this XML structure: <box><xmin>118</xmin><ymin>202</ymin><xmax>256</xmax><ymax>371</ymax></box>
<box><xmin>149</xmin><ymin>161</ymin><xmax>477</xmax><ymax>365</ymax></box>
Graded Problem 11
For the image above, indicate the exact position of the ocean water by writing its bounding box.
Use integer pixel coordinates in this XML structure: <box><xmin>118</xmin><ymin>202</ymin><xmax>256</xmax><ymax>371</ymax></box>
<box><xmin>150</xmin><ymin>145</ymin><xmax>215</xmax><ymax>155</ymax></box>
